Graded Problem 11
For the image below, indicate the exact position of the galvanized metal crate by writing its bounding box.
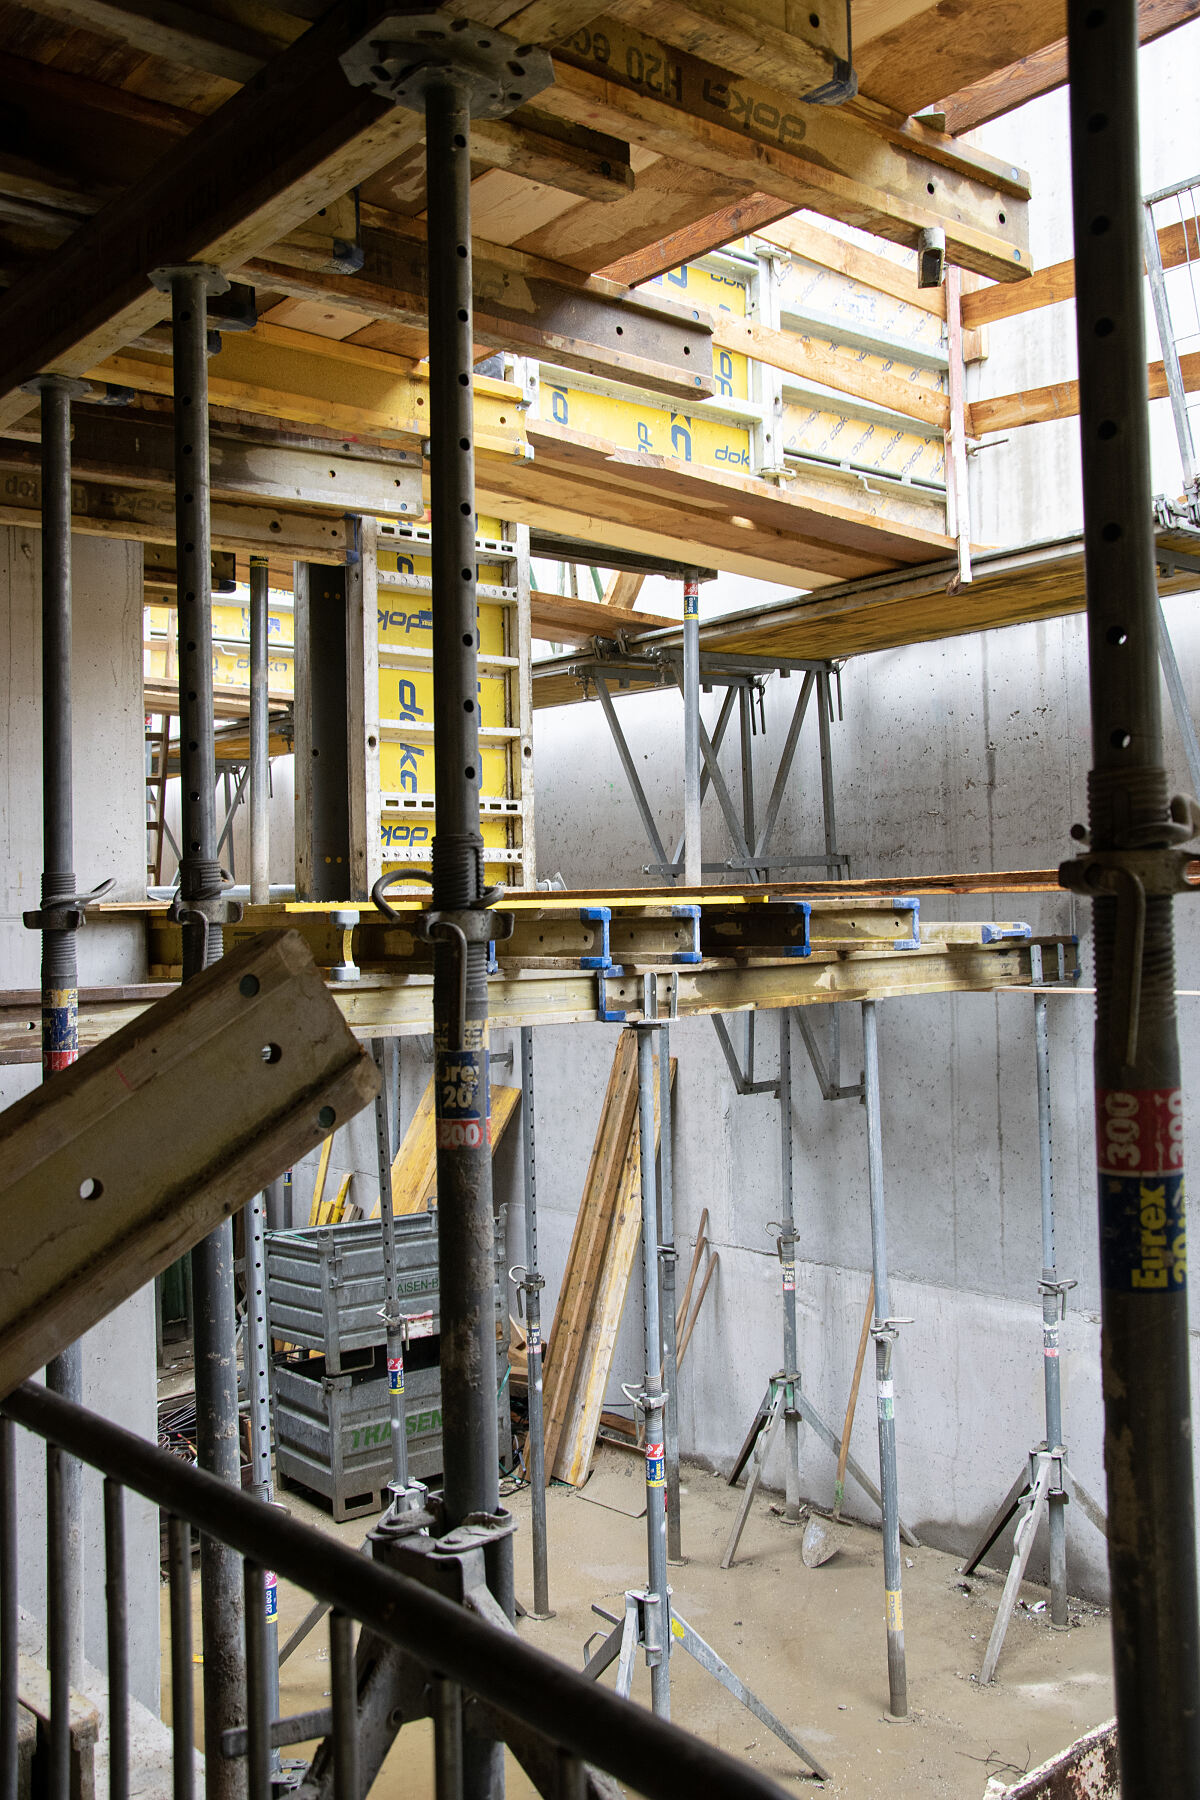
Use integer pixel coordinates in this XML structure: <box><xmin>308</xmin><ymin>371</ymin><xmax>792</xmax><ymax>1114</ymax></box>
<box><xmin>274</xmin><ymin>1350</ymin><xmax>446</xmax><ymax>1521</ymax></box>
<box><xmin>274</xmin><ymin>1345</ymin><xmax>513</xmax><ymax>1522</ymax></box>
<box><xmin>265</xmin><ymin>1211</ymin><xmax>506</xmax><ymax>1374</ymax></box>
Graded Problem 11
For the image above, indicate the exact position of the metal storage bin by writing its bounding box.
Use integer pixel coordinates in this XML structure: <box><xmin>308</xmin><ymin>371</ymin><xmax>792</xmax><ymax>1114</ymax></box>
<box><xmin>266</xmin><ymin>1213</ymin><xmax>445</xmax><ymax>1374</ymax></box>
<box><xmin>274</xmin><ymin>1350</ymin><xmax>445</xmax><ymax>1521</ymax></box>
<box><xmin>267</xmin><ymin>1209</ymin><xmax>510</xmax><ymax>1518</ymax></box>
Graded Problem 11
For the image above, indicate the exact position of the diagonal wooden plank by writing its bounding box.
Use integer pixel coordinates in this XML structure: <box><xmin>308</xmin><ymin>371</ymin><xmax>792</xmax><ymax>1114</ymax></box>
<box><xmin>556</xmin><ymin>1056</ymin><xmax>677</xmax><ymax>1486</ymax></box>
<box><xmin>542</xmin><ymin>1035</ymin><xmax>640</xmax><ymax>1475</ymax></box>
<box><xmin>388</xmin><ymin>1077</ymin><xmax>522</xmax><ymax>1214</ymax></box>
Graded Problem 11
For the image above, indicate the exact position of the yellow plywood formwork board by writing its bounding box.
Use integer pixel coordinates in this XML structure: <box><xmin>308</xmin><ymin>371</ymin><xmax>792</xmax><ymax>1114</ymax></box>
<box><xmin>377</xmin><ymin>514</ymin><xmax>523</xmax><ymax>886</ymax></box>
<box><xmin>144</xmin><ymin>598</ymin><xmax>295</xmax><ymax>697</ymax></box>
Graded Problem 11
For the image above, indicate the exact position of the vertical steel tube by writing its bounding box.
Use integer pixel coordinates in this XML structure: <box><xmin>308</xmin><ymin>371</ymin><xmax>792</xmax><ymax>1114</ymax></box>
<box><xmin>519</xmin><ymin>1028</ymin><xmax>551</xmax><ymax>1615</ymax></box>
<box><xmin>816</xmin><ymin>666</ymin><xmax>843</xmax><ymax>1079</ymax></box>
<box><xmin>1034</xmin><ymin>994</ymin><xmax>1068</xmax><ymax>1627</ymax></box>
<box><xmin>329</xmin><ymin>1612</ymin><xmax>359</xmax><ymax>1800</ymax></box>
<box><xmin>246</xmin><ymin>1194</ymin><xmax>272</xmax><ymax>1507</ymax></box>
<box><xmin>243</xmin><ymin>1188</ymin><xmax>281</xmax><ymax>1789</ymax></box>
<box><xmin>0</xmin><ymin>1417</ymin><xmax>16</xmax><ymax>1800</ymax></box>
<box><xmin>47</xmin><ymin>1442</ymin><xmax>71</xmax><ymax>1796</ymax></box>
<box><xmin>658</xmin><ymin>1025</ymin><xmax>683</xmax><ymax>1563</ymax></box>
<box><xmin>243</xmin><ymin>1564</ymin><xmax>270</xmax><ymax>1800</ymax></box>
<box><xmin>165</xmin><ymin>264</ymin><xmax>224</xmax><ymax>978</ymax></box>
<box><xmin>36</xmin><ymin>376</ymin><xmax>79</xmax><ymax>1079</ymax></box>
<box><xmin>425</xmin><ymin>78</ymin><xmax>506</xmax><ymax>1797</ymax></box>
<box><xmin>738</xmin><ymin>685</ymin><xmax>756</xmax><ymax>868</ymax></box>
<box><xmin>778</xmin><ymin>1011</ymin><xmax>801</xmax><ymax>1523</ymax></box>
<box><xmin>248</xmin><ymin>554</ymin><xmax>270</xmax><ymax>907</ymax></box>
<box><xmin>636</xmin><ymin>1028</ymin><xmax>671</xmax><ymax>1719</ymax></box>
<box><xmin>168</xmin><ymin>1515</ymin><xmax>195</xmax><ymax>1800</ymax></box>
<box><xmin>432</xmin><ymin>1676</ymin><xmax>465</xmax><ymax>1800</ymax></box>
<box><xmin>372</xmin><ymin>1039</ymin><xmax>410</xmax><ymax>1496</ymax></box>
<box><xmin>1067</xmin><ymin>5</ymin><xmax>1200</xmax><ymax>1787</ymax></box>
<box><xmin>160</xmin><ymin>261</ymin><xmax>245</xmax><ymax>1800</ymax></box>
<box><xmin>861</xmin><ymin>1001</ymin><xmax>906</xmax><ymax>1719</ymax></box>
<box><xmin>104</xmin><ymin>1479</ymin><xmax>130</xmax><ymax>1800</ymax></box>
<box><xmin>34</xmin><ymin>374</ymin><xmax>87</xmax><ymax>1700</ymax></box>
<box><xmin>682</xmin><ymin>578</ymin><xmax>701</xmax><ymax>886</ymax></box>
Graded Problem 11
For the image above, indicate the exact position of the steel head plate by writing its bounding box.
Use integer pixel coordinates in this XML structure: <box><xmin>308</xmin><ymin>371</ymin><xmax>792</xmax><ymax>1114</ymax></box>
<box><xmin>340</xmin><ymin>11</ymin><xmax>553</xmax><ymax>118</ymax></box>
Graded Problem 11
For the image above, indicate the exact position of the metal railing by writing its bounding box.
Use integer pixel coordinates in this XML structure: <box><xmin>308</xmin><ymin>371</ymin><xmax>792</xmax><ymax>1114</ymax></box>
<box><xmin>0</xmin><ymin>1381</ymin><xmax>794</xmax><ymax>1800</ymax></box>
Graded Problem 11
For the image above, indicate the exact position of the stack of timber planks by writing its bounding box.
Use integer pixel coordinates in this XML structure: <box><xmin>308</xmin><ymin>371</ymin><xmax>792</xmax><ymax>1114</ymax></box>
<box><xmin>542</xmin><ymin>1036</ymin><xmax>676</xmax><ymax>1488</ymax></box>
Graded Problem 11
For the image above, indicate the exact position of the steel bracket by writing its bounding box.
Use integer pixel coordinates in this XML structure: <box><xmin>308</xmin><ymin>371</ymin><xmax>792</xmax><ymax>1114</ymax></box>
<box><xmin>339</xmin><ymin>11</ymin><xmax>553</xmax><ymax>119</ymax></box>
<box><xmin>870</xmin><ymin>1316</ymin><xmax>913</xmax><ymax>1344</ymax></box>
<box><xmin>508</xmin><ymin>1263</ymin><xmax>545</xmax><ymax>1320</ymax></box>
<box><xmin>1038</xmin><ymin>1276</ymin><xmax>1078</xmax><ymax>1320</ymax></box>
<box><xmin>22</xmin><ymin>877</ymin><xmax>114</xmax><ymax>934</ymax></box>
<box><xmin>639</xmin><ymin>970</ymin><xmax>679</xmax><ymax>1022</ymax></box>
<box><xmin>329</xmin><ymin>907</ymin><xmax>361</xmax><ymax>983</ymax></box>
<box><xmin>1060</xmin><ymin>809</ymin><xmax>1200</xmax><ymax>1060</ymax></box>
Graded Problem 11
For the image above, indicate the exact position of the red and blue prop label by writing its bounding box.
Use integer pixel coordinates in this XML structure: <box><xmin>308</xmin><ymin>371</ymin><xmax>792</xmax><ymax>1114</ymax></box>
<box><xmin>264</xmin><ymin>1571</ymin><xmax>278</xmax><ymax>1625</ymax></box>
<box><xmin>43</xmin><ymin>989</ymin><xmax>78</xmax><ymax>1077</ymax></box>
<box><xmin>646</xmin><ymin>1440</ymin><xmax>665</xmax><ymax>1488</ymax></box>
<box><xmin>388</xmin><ymin>1356</ymin><xmax>404</xmax><ymax>1396</ymax></box>
<box><xmin>1097</xmin><ymin>1087</ymin><xmax>1186</xmax><ymax>1292</ymax></box>
<box><xmin>436</xmin><ymin>1046</ymin><xmax>489</xmax><ymax>1150</ymax></box>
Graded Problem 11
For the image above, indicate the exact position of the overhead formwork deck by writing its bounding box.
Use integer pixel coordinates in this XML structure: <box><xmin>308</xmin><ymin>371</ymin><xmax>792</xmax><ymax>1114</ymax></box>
<box><xmin>531</xmin><ymin>527</ymin><xmax>1200</xmax><ymax>707</ymax></box>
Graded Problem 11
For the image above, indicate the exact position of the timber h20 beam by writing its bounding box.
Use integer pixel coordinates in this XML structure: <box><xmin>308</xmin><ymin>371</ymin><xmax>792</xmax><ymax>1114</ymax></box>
<box><xmin>341</xmin><ymin>18</ymin><xmax>552</xmax><ymax>1798</ymax></box>
<box><xmin>1058</xmin><ymin>4</ymin><xmax>1200</xmax><ymax>1794</ymax></box>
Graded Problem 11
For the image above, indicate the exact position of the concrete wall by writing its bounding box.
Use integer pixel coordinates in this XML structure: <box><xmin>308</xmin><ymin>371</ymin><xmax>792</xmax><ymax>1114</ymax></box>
<box><xmin>521</xmin><ymin>25</ymin><xmax>1200</xmax><ymax>1604</ymax></box>
<box><xmin>0</xmin><ymin>526</ymin><xmax>160</xmax><ymax>1707</ymax></box>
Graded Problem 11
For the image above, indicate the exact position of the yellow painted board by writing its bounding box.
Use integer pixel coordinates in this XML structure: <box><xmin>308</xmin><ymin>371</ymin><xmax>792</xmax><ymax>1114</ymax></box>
<box><xmin>377</xmin><ymin>529</ymin><xmax>514</xmax><ymax>876</ymax></box>
<box><xmin>538</xmin><ymin>379</ymin><xmax>753</xmax><ymax>473</ymax></box>
<box><xmin>307</xmin><ymin>1133</ymin><xmax>335</xmax><ymax>1226</ymax></box>
<box><xmin>389</xmin><ymin>1079</ymin><xmax>522</xmax><ymax>1215</ymax></box>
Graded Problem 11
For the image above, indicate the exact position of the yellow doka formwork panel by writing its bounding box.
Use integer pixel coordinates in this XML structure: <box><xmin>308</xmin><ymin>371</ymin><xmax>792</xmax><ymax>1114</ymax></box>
<box><xmin>145</xmin><ymin>599</ymin><xmax>295</xmax><ymax>696</ymax></box>
<box><xmin>377</xmin><ymin>515</ymin><xmax>516</xmax><ymax>884</ymax></box>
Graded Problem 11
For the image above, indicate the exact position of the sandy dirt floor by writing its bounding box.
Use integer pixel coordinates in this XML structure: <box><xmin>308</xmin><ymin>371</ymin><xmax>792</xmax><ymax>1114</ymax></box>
<box><xmin>163</xmin><ymin>1449</ymin><xmax>1114</xmax><ymax>1798</ymax></box>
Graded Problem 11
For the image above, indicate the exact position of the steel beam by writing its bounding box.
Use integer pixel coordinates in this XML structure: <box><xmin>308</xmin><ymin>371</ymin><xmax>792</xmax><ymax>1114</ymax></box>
<box><xmin>246</xmin><ymin>220</ymin><xmax>715</xmax><ymax>403</ymax></box>
<box><xmin>0</xmin><ymin>410</ymin><xmax>424</xmax><ymax>518</ymax></box>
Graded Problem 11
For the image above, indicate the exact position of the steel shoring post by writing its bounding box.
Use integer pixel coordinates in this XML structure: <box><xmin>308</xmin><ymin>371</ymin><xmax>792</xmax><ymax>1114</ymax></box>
<box><xmin>738</xmin><ymin>686</ymin><xmax>759</xmax><ymax>877</ymax></box>
<box><xmin>25</xmin><ymin>371</ymin><xmax>87</xmax><ymax>1770</ymax></box>
<box><xmin>683</xmin><ymin>577</ymin><xmax>702</xmax><ymax>885</ymax></box>
<box><xmin>518</xmin><ymin>1027</ymin><xmax>552</xmax><ymax>1617</ymax></box>
<box><xmin>861</xmin><ymin>1001</ymin><xmax>906</xmax><ymax>1720</ymax></box>
<box><xmin>152</xmin><ymin>259</ymin><xmax>245</xmax><ymax>1800</ymax></box>
<box><xmin>817</xmin><ymin>667</ymin><xmax>844</xmax><ymax>1100</ymax></box>
<box><xmin>425</xmin><ymin>75</ymin><xmax>507</xmax><ymax>1798</ymax></box>
<box><xmin>248</xmin><ymin>554</ymin><xmax>271</xmax><ymax>906</ymax></box>
<box><xmin>1064</xmin><ymin>5</ymin><xmax>1200</xmax><ymax>1787</ymax></box>
<box><xmin>1033</xmin><ymin>991</ymin><xmax>1068</xmax><ymax>1629</ymax></box>
<box><xmin>658</xmin><ymin>1024</ymin><xmax>683</xmax><ymax>1563</ymax></box>
<box><xmin>777</xmin><ymin>1011</ymin><xmax>801</xmax><ymax>1523</ymax></box>
<box><xmin>104</xmin><ymin>1479</ymin><xmax>130</xmax><ymax>1800</ymax></box>
<box><xmin>634</xmin><ymin>1027</ymin><xmax>671</xmax><ymax>1719</ymax></box>
<box><xmin>245</xmin><ymin>1191</ymin><xmax>281</xmax><ymax>1774</ymax></box>
<box><xmin>668</xmin><ymin>686</ymin><xmax>737</xmax><ymax>871</ymax></box>
<box><xmin>372</xmin><ymin>1039</ymin><xmax>413</xmax><ymax>1501</ymax></box>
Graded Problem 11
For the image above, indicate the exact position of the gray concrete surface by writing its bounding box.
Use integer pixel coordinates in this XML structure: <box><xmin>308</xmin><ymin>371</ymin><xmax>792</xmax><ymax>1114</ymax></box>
<box><xmin>0</xmin><ymin>526</ymin><xmax>160</xmax><ymax>1708</ymax></box>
